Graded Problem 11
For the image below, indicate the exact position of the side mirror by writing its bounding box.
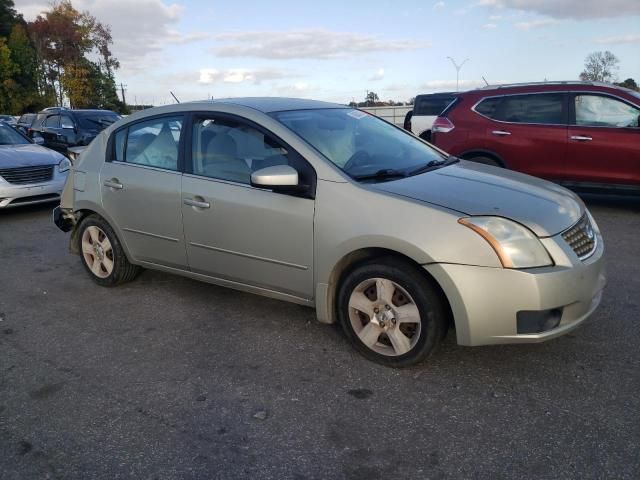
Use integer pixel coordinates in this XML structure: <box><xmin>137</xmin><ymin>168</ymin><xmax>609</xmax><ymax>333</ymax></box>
<box><xmin>251</xmin><ymin>165</ymin><xmax>299</xmax><ymax>189</ymax></box>
<box><xmin>33</xmin><ymin>136</ymin><xmax>44</xmax><ymax>145</ymax></box>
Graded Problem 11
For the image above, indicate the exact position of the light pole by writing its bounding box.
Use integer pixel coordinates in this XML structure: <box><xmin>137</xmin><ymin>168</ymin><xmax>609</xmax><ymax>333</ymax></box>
<box><xmin>447</xmin><ymin>56</ymin><xmax>469</xmax><ymax>91</ymax></box>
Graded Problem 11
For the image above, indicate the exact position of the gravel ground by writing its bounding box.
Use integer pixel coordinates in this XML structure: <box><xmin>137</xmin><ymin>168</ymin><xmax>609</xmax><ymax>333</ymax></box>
<box><xmin>1</xmin><ymin>195</ymin><xmax>639</xmax><ymax>480</ymax></box>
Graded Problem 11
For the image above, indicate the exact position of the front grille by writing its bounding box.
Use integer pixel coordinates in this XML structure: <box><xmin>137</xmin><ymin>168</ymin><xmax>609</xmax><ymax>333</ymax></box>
<box><xmin>0</xmin><ymin>165</ymin><xmax>54</xmax><ymax>185</ymax></box>
<box><xmin>562</xmin><ymin>214</ymin><xmax>596</xmax><ymax>260</ymax></box>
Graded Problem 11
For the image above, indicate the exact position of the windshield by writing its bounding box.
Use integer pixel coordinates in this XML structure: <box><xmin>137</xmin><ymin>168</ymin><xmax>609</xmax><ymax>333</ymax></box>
<box><xmin>77</xmin><ymin>112</ymin><xmax>120</xmax><ymax>130</ymax></box>
<box><xmin>271</xmin><ymin>108</ymin><xmax>446</xmax><ymax>181</ymax></box>
<box><xmin>0</xmin><ymin>123</ymin><xmax>30</xmax><ymax>145</ymax></box>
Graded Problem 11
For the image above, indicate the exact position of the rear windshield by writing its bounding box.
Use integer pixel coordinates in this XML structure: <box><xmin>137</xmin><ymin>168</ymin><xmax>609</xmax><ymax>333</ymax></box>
<box><xmin>19</xmin><ymin>114</ymin><xmax>36</xmax><ymax>124</ymax></box>
<box><xmin>414</xmin><ymin>95</ymin><xmax>456</xmax><ymax>116</ymax></box>
<box><xmin>76</xmin><ymin>112</ymin><xmax>120</xmax><ymax>130</ymax></box>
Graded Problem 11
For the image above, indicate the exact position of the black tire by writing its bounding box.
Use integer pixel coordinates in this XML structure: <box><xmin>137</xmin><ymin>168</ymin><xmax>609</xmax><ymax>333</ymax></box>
<box><xmin>403</xmin><ymin>110</ymin><xmax>413</xmax><ymax>131</ymax></box>
<box><xmin>467</xmin><ymin>155</ymin><xmax>501</xmax><ymax>167</ymax></box>
<box><xmin>77</xmin><ymin>214</ymin><xmax>140</xmax><ymax>287</ymax></box>
<box><xmin>337</xmin><ymin>257</ymin><xmax>447</xmax><ymax>368</ymax></box>
<box><xmin>419</xmin><ymin>130</ymin><xmax>432</xmax><ymax>143</ymax></box>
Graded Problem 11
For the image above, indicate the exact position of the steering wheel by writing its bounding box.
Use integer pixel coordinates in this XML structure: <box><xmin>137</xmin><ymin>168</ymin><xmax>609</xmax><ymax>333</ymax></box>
<box><xmin>343</xmin><ymin>151</ymin><xmax>371</xmax><ymax>171</ymax></box>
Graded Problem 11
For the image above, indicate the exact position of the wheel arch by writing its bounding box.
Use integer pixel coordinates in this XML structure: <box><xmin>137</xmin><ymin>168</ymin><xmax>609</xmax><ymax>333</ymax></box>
<box><xmin>459</xmin><ymin>149</ymin><xmax>507</xmax><ymax>167</ymax></box>
<box><xmin>70</xmin><ymin>205</ymin><xmax>135</xmax><ymax>264</ymax></box>
<box><xmin>317</xmin><ymin>247</ymin><xmax>454</xmax><ymax>331</ymax></box>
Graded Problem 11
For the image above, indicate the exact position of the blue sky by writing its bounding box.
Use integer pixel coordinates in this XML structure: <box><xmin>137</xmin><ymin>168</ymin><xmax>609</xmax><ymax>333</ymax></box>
<box><xmin>18</xmin><ymin>0</ymin><xmax>640</xmax><ymax>105</ymax></box>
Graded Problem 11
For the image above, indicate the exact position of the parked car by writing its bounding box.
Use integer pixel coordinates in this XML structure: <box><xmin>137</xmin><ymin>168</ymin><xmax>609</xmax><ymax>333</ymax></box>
<box><xmin>407</xmin><ymin>92</ymin><xmax>457</xmax><ymax>141</ymax></box>
<box><xmin>0</xmin><ymin>122</ymin><xmax>70</xmax><ymax>208</ymax></box>
<box><xmin>432</xmin><ymin>81</ymin><xmax>640</xmax><ymax>194</ymax></box>
<box><xmin>53</xmin><ymin>98</ymin><xmax>605</xmax><ymax>367</ymax></box>
<box><xmin>0</xmin><ymin>114</ymin><xmax>17</xmax><ymax>126</ymax></box>
<box><xmin>29</xmin><ymin>107</ymin><xmax>120</xmax><ymax>153</ymax></box>
<box><xmin>16</xmin><ymin>113</ymin><xmax>37</xmax><ymax>134</ymax></box>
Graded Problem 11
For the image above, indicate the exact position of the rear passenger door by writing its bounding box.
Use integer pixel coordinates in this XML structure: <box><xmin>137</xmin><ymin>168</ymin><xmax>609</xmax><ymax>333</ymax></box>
<box><xmin>478</xmin><ymin>92</ymin><xmax>568</xmax><ymax>181</ymax></box>
<box><xmin>100</xmin><ymin>115</ymin><xmax>188</xmax><ymax>269</ymax></box>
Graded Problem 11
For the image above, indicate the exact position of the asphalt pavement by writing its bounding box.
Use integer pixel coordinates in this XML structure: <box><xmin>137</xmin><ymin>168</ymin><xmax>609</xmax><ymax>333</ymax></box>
<box><xmin>1</xmin><ymin>196</ymin><xmax>639</xmax><ymax>479</ymax></box>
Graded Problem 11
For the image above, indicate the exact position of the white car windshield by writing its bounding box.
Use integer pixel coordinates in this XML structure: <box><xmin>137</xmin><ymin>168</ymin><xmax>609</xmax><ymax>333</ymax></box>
<box><xmin>0</xmin><ymin>123</ymin><xmax>30</xmax><ymax>145</ymax></box>
<box><xmin>272</xmin><ymin>108</ymin><xmax>448</xmax><ymax>181</ymax></box>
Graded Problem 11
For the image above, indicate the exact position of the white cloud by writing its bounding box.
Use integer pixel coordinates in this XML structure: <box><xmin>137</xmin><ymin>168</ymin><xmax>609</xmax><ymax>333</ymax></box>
<box><xmin>489</xmin><ymin>15</ymin><xmax>502</xmax><ymax>20</ymax></box>
<box><xmin>514</xmin><ymin>18</ymin><xmax>558</xmax><ymax>30</ymax></box>
<box><xmin>483</xmin><ymin>23</ymin><xmax>498</xmax><ymax>29</ymax></box>
<box><xmin>478</xmin><ymin>0</ymin><xmax>640</xmax><ymax>20</ymax></box>
<box><xmin>213</xmin><ymin>29</ymin><xmax>425</xmax><ymax>60</ymax></box>
<box><xmin>198</xmin><ymin>68</ymin><xmax>289</xmax><ymax>85</ymax></box>
<box><xmin>595</xmin><ymin>34</ymin><xmax>640</xmax><ymax>45</ymax></box>
<box><xmin>17</xmin><ymin>0</ymin><xmax>208</xmax><ymax>74</ymax></box>
<box><xmin>369</xmin><ymin>68</ymin><xmax>385</xmax><ymax>81</ymax></box>
<box><xmin>433</xmin><ymin>1</ymin><xmax>446</xmax><ymax>10</ymax></box>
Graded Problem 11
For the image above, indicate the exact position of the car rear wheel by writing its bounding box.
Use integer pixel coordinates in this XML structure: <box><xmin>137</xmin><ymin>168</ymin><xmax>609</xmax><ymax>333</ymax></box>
<box><xmin>78</xmin><ymin>215</ymin><xmax>140</xmax><ymax>286</ymax></box>
<box><xmin>467</xmin><ymin>155</ymin><xmax>501</xmax><ymax>167</ymax></box>
<box><xmin>337</xmin><ymin>258</ymin><xmax>447</xmax><ymax>367</ymax></box>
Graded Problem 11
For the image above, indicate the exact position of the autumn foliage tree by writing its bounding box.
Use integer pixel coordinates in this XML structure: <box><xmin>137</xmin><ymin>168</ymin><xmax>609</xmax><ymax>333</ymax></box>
<box><xmin>0</xmin><ymin>0</ymin><xmax>127</xmax><ymax>114</ymax></box>
<box><xmin>28</xmin><ymin>1</ymin><xmax>126</xmax><ymax>112</ymax></box>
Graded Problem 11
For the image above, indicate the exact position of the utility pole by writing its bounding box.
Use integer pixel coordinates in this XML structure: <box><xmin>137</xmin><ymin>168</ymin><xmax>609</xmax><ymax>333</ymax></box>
<box><xmin>119</xmin><ymin>83</ymin><xmax>127</xmax><ymax>106</ymax></box>
<box><xmin>446</xmin><ymin>56</ymin><xmax>469</xmax><ymax>91</ymax></box>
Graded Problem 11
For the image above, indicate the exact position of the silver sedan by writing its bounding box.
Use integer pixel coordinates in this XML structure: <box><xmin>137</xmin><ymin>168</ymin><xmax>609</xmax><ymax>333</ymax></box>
<box><xmin>0</xmin><ymin>123</ymin><xmax>70</xmax><ymax>208</ymax></box>
<box><xmin>53</xmin><ymin>98</ymin><xmax>606</xmax><ymax>367</ymax></box>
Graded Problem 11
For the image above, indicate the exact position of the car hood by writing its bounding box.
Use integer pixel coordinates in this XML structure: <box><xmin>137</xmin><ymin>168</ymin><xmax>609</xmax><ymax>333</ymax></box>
<box><xmin>370</xmin><ymin>160</ymin><xmax>583</xmax><ymax>237</ymax></box>
<box><xmin>0</xmin><ymin>144</ymin><xmax>64</xmax><ymax>168</ymax></box>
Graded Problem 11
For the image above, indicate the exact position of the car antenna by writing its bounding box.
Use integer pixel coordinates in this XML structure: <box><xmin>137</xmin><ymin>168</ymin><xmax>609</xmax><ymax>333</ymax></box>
<box><xmin>482</xmin><ymin>76</ymin><xmax>489</xmax><ymax>86</ymax></box>
<box><xmin>170</xmin><ymin>91</ymin><xmax>180</xmax><ymax>104</ymax></box>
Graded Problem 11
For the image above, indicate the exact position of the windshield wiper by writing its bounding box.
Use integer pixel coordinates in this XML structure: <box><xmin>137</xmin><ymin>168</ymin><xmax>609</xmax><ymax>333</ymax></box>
<box><xmin>352</xmin><ymin>168</ymin><xmax>407</xmax><ymax>182</ymax></box>
<box><xmin>408</xmin><ymin>155</ymin><xmax>459</xmax><ymax>176</ymax></box>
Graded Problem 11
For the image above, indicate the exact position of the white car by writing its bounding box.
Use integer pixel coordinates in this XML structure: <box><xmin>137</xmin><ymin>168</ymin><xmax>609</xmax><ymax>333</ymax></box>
<box><xmin>409</xmin><ymin>93</ymin><xmax>457</xmax><ymax>141</ymax></box>
<box><xmin>0</xmin><ymin>123</ymin><xmax>70</xmax><ymax>208</ymax></box>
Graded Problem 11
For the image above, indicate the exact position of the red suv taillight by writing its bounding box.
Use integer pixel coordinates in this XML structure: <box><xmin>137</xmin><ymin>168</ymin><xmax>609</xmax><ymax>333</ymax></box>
<box><xmin>432</xmin><ymin>117</ymin><xmax>455</xmax><ymax>133</ymax></box>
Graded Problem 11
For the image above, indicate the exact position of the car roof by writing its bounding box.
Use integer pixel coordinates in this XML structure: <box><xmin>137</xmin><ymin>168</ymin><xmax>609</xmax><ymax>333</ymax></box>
<box><xmin>188</xmin><ymin>97</ymin><xmax>347</xmax><ymax>113</ymax></box>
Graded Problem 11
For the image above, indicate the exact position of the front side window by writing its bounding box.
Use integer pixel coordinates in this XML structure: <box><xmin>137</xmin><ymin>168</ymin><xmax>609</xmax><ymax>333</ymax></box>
<box><xmin>191</xmin><ymin>117</ymin><xmax>290</xmax><ymax>184</ymax></box>
<box><xmin>494</xmin><ymin>93</ymin><xmax>564</xmax><ymax>124</ymax></box>
<box><xmin>44</xmin><ymin>115</ymin><xmax>60</xmax><ymax>128</ymax></box>
<box><xmin>272</xmin><ymin>108</ymin><xmax>446</xmax><ymax>181</ymax></box>
<box><xmin>575</xmin><ymin>94</ymin><xmax>640</xmax><ymax>128</ymax></box>
<box><xmin>122</xmin><ymin>116</ymin><xmax>183</xmax><ymax>170</ymax></box>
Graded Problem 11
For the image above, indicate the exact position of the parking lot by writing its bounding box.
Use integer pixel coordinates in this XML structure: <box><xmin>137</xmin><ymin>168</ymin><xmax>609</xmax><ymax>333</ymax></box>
<box><xmin>0</xmin><ymin>196</ymin><xmax>639</xmax><ymax>479</ymax></box>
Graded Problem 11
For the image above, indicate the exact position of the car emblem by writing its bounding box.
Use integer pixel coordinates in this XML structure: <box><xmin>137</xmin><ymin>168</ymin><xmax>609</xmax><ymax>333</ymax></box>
<box><xmin>585</xmin><ymin>224</ymin><xmax>594</xmax><ymax>240</ymax></box>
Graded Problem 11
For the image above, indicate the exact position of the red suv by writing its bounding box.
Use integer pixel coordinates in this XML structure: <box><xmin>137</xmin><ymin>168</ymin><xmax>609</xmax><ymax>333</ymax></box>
<box><xmin>432</xmin><ymin>81</ymin><xmax>640</xmax><ymax>194</ymax></box>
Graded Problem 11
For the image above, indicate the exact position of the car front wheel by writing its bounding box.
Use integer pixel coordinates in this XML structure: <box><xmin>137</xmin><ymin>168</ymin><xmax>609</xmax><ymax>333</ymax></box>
<box><xmin>337</xmin><ymin>258</ymin><xmax>447</xmax><ymax>367</ymax></box>
<box><xmin>78</xmin><ymin>214</ymin><xmax>140</xmax><ymax>286</ymax></box>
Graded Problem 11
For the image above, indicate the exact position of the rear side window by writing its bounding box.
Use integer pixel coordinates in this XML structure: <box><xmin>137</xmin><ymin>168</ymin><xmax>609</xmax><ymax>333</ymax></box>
<box><xmin>474</xmin><ymin>97</ymin><xmax>502</xmax><ymax>118</ymax></box>
<box><xmin>44</xmin><ymin>115</ymin><xmax>60</xmax><ymax>128</ymax></box>
<box><xmin>414</xmin><ymin>96</ymin><xmax>455</xmax><ymax>116</ymax></box>
<box><xmin>111</xmin><ymin>116</ymin><xmax>183</xmax><ymax>170</ymax></box>
<box><xmin>494</xmin><ymin>93</ymin><xmax>564</xmax><ymax>124</ymax></box>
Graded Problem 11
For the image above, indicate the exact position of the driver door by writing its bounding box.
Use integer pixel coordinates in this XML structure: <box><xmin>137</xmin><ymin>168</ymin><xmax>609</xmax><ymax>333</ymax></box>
<box><xmin>181</xmin><ymin>113</ymin><xmax>316</xmax><ymax>300</ymax></box>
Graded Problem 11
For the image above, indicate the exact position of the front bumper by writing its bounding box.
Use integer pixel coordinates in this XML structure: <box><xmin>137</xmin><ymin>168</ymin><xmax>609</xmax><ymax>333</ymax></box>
<box><xmin>0</xmin><ymin>175</ymin><xmax>67</xmax><ymax>208</ymax></box>
<box><xmin>425</xmin><ymin>232</ymin><xmax>606</xmax><ymax>346</ymax></box>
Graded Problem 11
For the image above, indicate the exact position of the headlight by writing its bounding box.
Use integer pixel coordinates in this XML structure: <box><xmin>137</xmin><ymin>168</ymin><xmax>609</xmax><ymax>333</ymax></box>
<box><xmin>58</xmin><ymin>157</ymin><xmax>71</xmax><ymax>173</ymax></box>
<box><xmin>458</xmin><ymin>216</ymin><xmax>553</xmax><ymax>268</ymax></box>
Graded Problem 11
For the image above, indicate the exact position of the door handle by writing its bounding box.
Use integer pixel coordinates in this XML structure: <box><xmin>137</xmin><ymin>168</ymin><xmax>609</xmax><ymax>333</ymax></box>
<box><xmin>570</xmin><ymin>135</ymin><xmax>592</xmax><ymax>142</ymax></box>
<box><xmin>184</xmin><ymin>198</ymin><xmax>210</xmax><ymax>209</ymax></box>
<box><xmin>103</xmin><ymin>179</ymin><xmax>123</xmax><ymax>190</ymax></box>
<box><xmin>492</xmin><ymin>130</ymin><xmax>511</xmax><ymax>136</ymax></box>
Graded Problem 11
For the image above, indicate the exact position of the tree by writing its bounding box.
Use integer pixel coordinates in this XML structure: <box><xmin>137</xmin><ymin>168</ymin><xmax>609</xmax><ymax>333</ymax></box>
<box><xmin>365</xmin><ymin>91</ymin><xmax>379</xmax><ymax>105</ymax></box>
<box><xmin>0</xmin><ymin>0</ymin><xmax>21</xmax><ymax>38</ymax></box>
<box><xmin>579</xmin><ymin>51</ymin><xmax>619</xmax><ymax>83</ymax></box>
<box><xmin>615</xmin><ymin>78</ymin><xmax>639</xmax><ymax>91</ymax></box>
